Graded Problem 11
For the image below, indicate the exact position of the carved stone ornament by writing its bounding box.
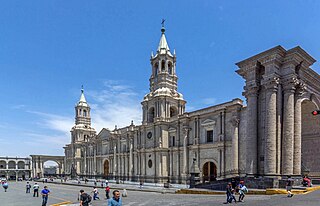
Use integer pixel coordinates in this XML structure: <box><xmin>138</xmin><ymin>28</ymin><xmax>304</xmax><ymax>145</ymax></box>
<box><xmin>230</xmin><ymin>116</ymin><xmax>240</xmax><ymax>127</ymax></box>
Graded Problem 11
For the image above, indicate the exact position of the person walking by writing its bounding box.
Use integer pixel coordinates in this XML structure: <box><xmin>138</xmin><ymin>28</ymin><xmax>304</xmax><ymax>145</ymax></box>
<box><xmin>238</xmin><ymin>181</ymin><xmax>248</xmax><ymax>202</ymax></box>
<box><xmin>108</xmin><ymin>190</ymin><xmax>122</xmax><ymax>206</ymax></box>
<box><xmin>33</xmin><ymin>182</ymin><xmax>40</xmax><ymax>197</ymax></box>
<box><xmin>79</xmin><ymin>189</ymin><xmax>92</xmax><ymax>206</ymax></box>
<box><xmin>92</xmin><ymin>187</ymin><xmax>100</xmax><ymax>200</ymax></box>
<box><xmin>286</xmin><ymin>176</ymin><xmax>294</xmax><ymax>197</ymax></box>
<box><xmin>26</xmin><ymin>181</ymin><xmax>31</xmax><ymax>193</ymax></box>
<box><xmin>2</xmin><ymin>181</ymin><xmax>8</xmax><ymax>192</ymax></box>
<box><xmin>41</xmin><ymin>186</ymin><xmax>50</xmax><ymax>206</ymax></box>
<box><xmin>105</xmin><ymin>185</ymin><xmax>110</xmax><ymax>199</ymax></box>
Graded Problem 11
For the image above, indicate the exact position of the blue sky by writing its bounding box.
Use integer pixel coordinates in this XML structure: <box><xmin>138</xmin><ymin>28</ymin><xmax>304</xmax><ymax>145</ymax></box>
<box><xmin>0</xmin><ymin>0</ymin><xmax>320</xmax><ymax>157</ymax></box>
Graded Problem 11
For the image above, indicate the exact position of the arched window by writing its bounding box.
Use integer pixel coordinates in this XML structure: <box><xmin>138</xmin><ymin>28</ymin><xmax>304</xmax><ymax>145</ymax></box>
<box><xmin>170</xmin><ymin>106</ymin><xmax>177</xmax><ymax>117</ymax></box>
<box><xmin>83</xmin><ymin>110</ymin><xmax>87</xmax><ymax>117</ymax></box>
<box><xmin>148</xmin><ymin>107</ymin><xmax>155</xmax><ymax>123</ymax></box>
<box><xmin>161</xmin><ymin>60</ymin><xmax>166</xmax><ymax>72</ymax></box>
<box><xmin>154</xmin><ymin>63</ymin><xmax>158</xmax><ymax>76</ymax></box>
<box><xmin>168</xmin><ymin>62</ymin><xmax>173</xmax><ymax>74</ymax></box>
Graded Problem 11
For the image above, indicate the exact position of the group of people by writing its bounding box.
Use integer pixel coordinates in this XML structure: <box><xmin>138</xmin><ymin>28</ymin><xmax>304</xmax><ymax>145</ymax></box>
<box><xmin>26</xmin><ymin>182</ymin><xmax>50</xmax><ymax>206</ymax></box>
<box><xmin>224</xmin><ymin>180</ymin><xmax>248</xmax><ymax>204</ymax></box>
<box><xmin>79</xmin><ymin>187</ymin><xmax>122</xmax><ymax>206</ymax></box>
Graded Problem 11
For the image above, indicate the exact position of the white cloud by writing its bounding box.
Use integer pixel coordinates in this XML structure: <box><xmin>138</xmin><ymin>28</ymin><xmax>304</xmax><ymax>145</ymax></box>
<box><xmin>19</xmin><ymin>80</ymin><xmax>142</xmax><ymax>153</ymax></box>
<box><xmin>11</xmin><ymin>104</ymin><xmax>26</xmax><ymax>109</ymax></box>
<box><xmin>202</xmin><ymin>98</ymin><xmax>217</xmax><ymax>105</ymax></box>
<box><xmin>27</xmin><ymin>111</ymin><xmax>73</xmax><ymax>135</ymax></box>
<box><xmin>88</xmin><ymin>80</ymin><xmax>142</xmax><ymax>132</ymax></box>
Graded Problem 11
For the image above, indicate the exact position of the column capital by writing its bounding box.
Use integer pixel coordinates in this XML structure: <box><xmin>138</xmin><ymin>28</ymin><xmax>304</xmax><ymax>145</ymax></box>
<box><xmin>230</xmin><ymin>116</ymin><xmax>240</xmax><ymax>127</ymax></box>
<box><xmin>262</xmin><ymin>76</ymin><xmax>280</xmax><ymax>91</ymax></box>
<box><xmin>282</xmin><ymin>76</ymin><xmax>299</xmax><ymax>92</ymax></box>
<box><xmin>295</xmin><ymin>81</ymin><xmax>306</xmax><ymax>97</ymax></box>
<box><xmin>182</xmin><ymin>126</ymin><xmax>191</xmax><ymax>137</ymax></box>
<box><xmin>243</xmin><ymin>86</ymin><xmax>259</xmax><ymax>98</ymax></box>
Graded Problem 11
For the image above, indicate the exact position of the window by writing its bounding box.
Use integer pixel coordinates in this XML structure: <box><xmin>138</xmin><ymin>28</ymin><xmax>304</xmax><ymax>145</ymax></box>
<box><xmin>206</xmin><ymin>130</ymin><xmax>213</xmax><ymax>143</ymax></box>
<box><xmin>154</xmin><ymin>63</ymin><xmax>158</xmax><ymax>76</ymax></box>
<box><xmin>148</xmin><ymin>159</ymin><xmax>152</xmax><ymax>168</ymax></box>
<box><xmin>83</xmin><ymin>110</ymin><xmax>87</xmax><ymax>117</ymax></box>
<box><xmin>172</xmin><ymin>136</ymin><xmax>175</xmax><ymax>147</ymax></box>
<box><xmin>168</xmin><ymin>62</ymin><xmax>172</xmax><ymax>74</ymax></box>
<box><xmin>161</xmin><ymin>60</ymin><xmax>165</xmax><ymax>71</ymax></box>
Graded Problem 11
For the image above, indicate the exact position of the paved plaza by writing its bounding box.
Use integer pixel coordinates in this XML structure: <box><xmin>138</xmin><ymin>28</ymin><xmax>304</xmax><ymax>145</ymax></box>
<box><xmin>0</xmin><ymin>181</ymin><xmax>319</xmax><ymax>206</ymax></box>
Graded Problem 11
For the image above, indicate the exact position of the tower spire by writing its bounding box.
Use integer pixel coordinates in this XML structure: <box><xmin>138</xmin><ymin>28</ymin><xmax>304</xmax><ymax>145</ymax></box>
<box><xmin>157</xmin><ymin>19</ymin><xmax>172</xmax><ymax>56</ymax></box>
<box><xmin>79</xmin><ymin>86</ymin><xmax>87</xmax><ymax>104</ymax></box>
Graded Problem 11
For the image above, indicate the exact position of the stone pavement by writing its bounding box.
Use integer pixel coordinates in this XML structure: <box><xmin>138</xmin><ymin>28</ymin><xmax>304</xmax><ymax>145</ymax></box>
<box><xmin>1</xmin><ymin>180</ymin><xmax>319</xmax><ymax>206</ymax></box>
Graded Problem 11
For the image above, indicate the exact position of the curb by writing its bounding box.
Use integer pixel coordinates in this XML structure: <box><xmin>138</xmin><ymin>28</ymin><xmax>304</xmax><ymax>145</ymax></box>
<box><xmin>176</xmin><ymin>186</ymin><xmax>320</xmax><ymax>195</ymax></box>
<box><xmin>50</xmin><ymin>201</ymin><xmax>73</xmax><ymax>206</ymax></box>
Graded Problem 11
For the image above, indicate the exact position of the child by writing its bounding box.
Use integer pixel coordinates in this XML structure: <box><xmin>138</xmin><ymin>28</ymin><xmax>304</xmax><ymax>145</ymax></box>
<box><xmin>105</xmin><ymin>185</ymin><xmax>110</xmax><ymax>199</ymax></box>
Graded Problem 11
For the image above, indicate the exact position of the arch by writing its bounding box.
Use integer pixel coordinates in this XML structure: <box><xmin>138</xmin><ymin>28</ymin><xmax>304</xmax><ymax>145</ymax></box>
<box><xmin>202</xmin><ymin>161</ymin><xmax>217</xmax><ymax>183</ymax></box>
<box><xmin>8</xmin><ymin>161</ymin><xmax>16</xmax><ymax>169</ymax></box>
<box><xmin>168</xmin><ymin>61</ymin><xmax>173</xmax><ymax>74</ymax></box>
<box><xmin>8</xmin><ymin>171</ymin><xmax>16</xmax><ymax>180</ymax></box>
<box><xmin>161</xmin><ymin>60</ymin><xmax>166</xmax><ymax>72</ymax></box>
<box><xmin>170</xmin><ymin>106</ymin><xmax>178</xmax><ymax>117</ymax></box>
<box><xmin>148</xmin><ymin>107</ymin><xmax>155</xmax><ymax>123</ymax></box>
<box><xmin>17</xmin><ymin>161</ymin><xmax>25</xmax><ymax>169</ymax></box>
<box><xmin>104</xmin><ymin>159</ymin><xmax>109</xmax><ymax>176</ymax></box>
<box><xmin>0</xmin><ymin>160</ymin><xmax>6</xmax><ymax>169</ymax></box>
<box><xmin>18</xmin><ymin>171</ymin><xmax>26</xmax><ymax>180</ymax></box>
<box><xmin>154</xmin><ymin>63</ymin><xmax>159</xmax><ymax>76</ymax></box>
<box><xmin>43</xmin><ymin>160</ymin><xmax>59</xmax><ymax>176</ymax></box>
<box><xmin>301</xmin><ymin>99</ymin><xmax>320</xmax><ymax>176</ymax></box>
<box><xmin>0</xmin><ymin>170</ymin><xmax>6</xmax><ymax>178</ymax></box>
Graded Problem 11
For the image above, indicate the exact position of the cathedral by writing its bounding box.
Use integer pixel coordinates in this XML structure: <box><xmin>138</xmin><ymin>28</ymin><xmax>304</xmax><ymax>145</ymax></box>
<box><xmin>62</xmin><ymin>25</ymin><xmax>320</xmax><ymax>186</ymax></box>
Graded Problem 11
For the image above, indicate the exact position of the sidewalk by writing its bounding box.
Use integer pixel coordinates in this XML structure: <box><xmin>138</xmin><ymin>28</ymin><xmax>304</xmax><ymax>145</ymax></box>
<box><xmin>176</xmin><ymin>185</ymin><xmax>320</xmax><ymax>195</ymax></box>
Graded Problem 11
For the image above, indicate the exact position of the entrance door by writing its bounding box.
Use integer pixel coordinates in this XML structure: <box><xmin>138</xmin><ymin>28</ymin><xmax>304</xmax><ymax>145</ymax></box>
<box><xmin>104</xmin><ymin>160</ymin><xmax>109</xmax><ymax>176</ymax></box>
<box><xmin>202</xmin><ymin>162</ymin><xmax>217</xmax><ymax>182</ymax></box>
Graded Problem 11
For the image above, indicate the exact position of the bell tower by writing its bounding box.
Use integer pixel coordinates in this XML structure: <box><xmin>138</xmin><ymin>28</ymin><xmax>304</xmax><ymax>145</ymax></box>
<box><xmin>71</xmin><ymin>87</ymin><xmax>96</xmax><ymax>143</ymax></box>
<box><xmin>142</xmin><ymin>24</ymin><xmax>186</xmax><ymax>124</ymax></box>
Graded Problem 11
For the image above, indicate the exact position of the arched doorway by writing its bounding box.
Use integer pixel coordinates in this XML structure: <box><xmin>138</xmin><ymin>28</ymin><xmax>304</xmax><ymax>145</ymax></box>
<box><xmin>104</xmin><ymin>160</ymin><xmax>109</xmax><ymax>176</ymax></box>
<box><xmin>202</xmin><ymin>161</ymin><xmax>217</xmax><ymax>182</ymax></box>
<box><xmin>301</xmin><ymin>100</ymin><xmax>320</xmax><ymax>176</ymax></box>
<box><xmin>43</xmin><ymin>161</ymin><xmax>59</xmax><ymax>177</ymax></box>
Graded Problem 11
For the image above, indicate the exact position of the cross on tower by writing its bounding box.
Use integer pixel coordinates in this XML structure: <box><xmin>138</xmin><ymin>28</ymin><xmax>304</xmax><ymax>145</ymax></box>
<box><xmin>161</xmin><ymin>19</ymin><xmax>165</xmax><ymax>27</ymax></box>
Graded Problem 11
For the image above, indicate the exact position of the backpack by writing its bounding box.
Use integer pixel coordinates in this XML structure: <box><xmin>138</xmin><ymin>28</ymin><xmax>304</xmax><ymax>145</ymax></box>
<box><xmin>86</xmin><ymin>194</ymin><xmax>92</xmax><ymax>203</ymax></box>
<box><xmin>82</xmin><ymin>193</ymin><xmax>92</xmax><ymax>203</ymax></box>
<box><xmin>241</xmin><ymin>186</ymin><xmax>248</xmax><ymax>193</ymax></box>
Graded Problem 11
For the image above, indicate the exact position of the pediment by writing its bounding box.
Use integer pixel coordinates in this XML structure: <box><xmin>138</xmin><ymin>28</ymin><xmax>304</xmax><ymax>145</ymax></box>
<box><xmin>168</xmin><ymin>127</ymin><xmax>177</xmax><ymax>133</ymax></box>
<box><xmin>97</xmin><ymin>128</ymin><xmax>111</xmax><ymax>140</ymax></box>
<box><xmin>201</xmin><ymin>119</ymin><xmax>216</xmax><ymax>127</ymax></box>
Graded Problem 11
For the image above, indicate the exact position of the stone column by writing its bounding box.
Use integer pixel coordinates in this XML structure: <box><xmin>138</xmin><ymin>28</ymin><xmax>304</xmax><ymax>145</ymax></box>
<box><xmin>84</xmin><ymin>146</ymin><xmax>87</xmax><ymax>175</ymax></box>
<box><xmin>263</xmin><ymin>78</ymin><xmax>279</xmax><ymax>175</ymax></box>
<box><xmin>244</xmin><ymin>87</ymin><xmax>258</xmax><ymax>175</ymax></box>
<box><xmin>293</xmin><ymin>84</ymin><xmax>304</xmax><ymax>175</ymax></box>
<box><xmin>231</xmin><ymin>117</ymin><xmax>239</xmax><ymax>175</ymax></box>
<box><xmin>129</xmin><ymin>139</ymin><xmax>133</xmax><ymax>178</ymax></box>
<box><xmin>113</xmin><ymin>145</ymin><xmax>116</xmax><ymax>176</ymax></box>
<box><xmin>182</xmin><ymin>127</ymin><xmax>189</xmax><ymax>175</ymax></box>
<box><xmin>282</xmin><ymin>80</ymin><xmax>297</xmax><ymax>175</ymax></box>
<box><xmin>40</xmin><ymin>160</ymin><xmax>43</xmax><ymax>178</ymax></box>
<box><xmin>276</xmin><ymin>84</ymin><xmax>282</xmax><ymax>174</ymax></box>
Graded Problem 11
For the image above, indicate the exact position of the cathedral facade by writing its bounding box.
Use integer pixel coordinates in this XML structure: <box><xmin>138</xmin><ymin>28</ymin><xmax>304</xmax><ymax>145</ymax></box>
<box><xmin>63</xmin><ymin>26</ymin><xmax>320</xmax><ymax>185</ymax></box>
